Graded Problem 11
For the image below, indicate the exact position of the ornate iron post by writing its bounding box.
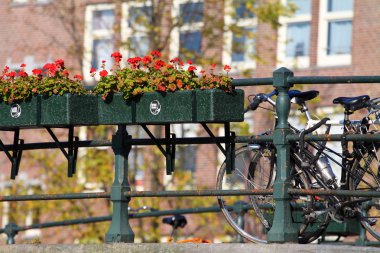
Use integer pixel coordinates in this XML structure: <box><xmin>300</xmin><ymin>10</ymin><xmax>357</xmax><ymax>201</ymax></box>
<box><xmin>105</xmin><ymin>124</ymin><xmax>135</xmax><ymax>243</ymax></box>
<box><xmin>267</xmin><ymin>68</ymin><xmax>298</xmax><ymax>243</ymax></box>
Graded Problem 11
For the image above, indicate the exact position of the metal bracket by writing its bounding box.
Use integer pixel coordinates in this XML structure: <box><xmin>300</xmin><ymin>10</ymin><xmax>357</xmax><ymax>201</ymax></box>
<box><xmin>201</xmin><ymin>123</ymin><xmax>226</xmax><ymax>155</ymax></box>
<box><xmin>46</xmin><ymin>126</ymin><xmax>78</xmax><ymax>177</ymax></box>
<box><xmin>0</xmin><ymin>129</ymin><xmax>24</xmax><ymax>180</ymax></box>
<box><xmin>141</xmin><ymin>124</ymin><xmax>176</xmax><ymax>175</ymax></box>
<box><xmin>201</xmin><ymin>123</ymin><xmax>235</xmax><ymax>174</ymax></box>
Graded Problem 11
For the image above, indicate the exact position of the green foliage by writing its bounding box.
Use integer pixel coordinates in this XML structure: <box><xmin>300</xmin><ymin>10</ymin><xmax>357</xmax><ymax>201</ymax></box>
<box><xmin>94</xmin><ymin>52</ymin><xmax>232</xmax><ymax>100</ymax></box>
<box><xmin>0</xmin><ymin>60</ymin><xmax>85</xmax><ymax>103</ymax></box>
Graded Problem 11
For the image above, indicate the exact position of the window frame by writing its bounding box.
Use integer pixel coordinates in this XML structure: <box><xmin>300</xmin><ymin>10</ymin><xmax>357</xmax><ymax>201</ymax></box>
<box><xmin>83</xmin><ymin>3</ymin><xmax>115</xmax><ymax>82</ymax></box>
<box><xmin>223</xmin><ymin>0</ymin><xmax>258</xmax><ymax>72</ymax></box>
<box><xmin>317</xmin><ymin>0</ymin><xmax>354</xmax><ymax>67</ymax></box>
<box><xmin>170</xmin><ymin>0</ymin><xmax>204</xmax><ymax>61</ymax></box>
<box><xmin>121</xmin><ymin>1</ymin><xmax>152</xmax><ymax>58</ymax></box>
<box><xmin>277</xmin><ymin>0</ymin><xmax>312</xmax><ymax>69</ymax></box>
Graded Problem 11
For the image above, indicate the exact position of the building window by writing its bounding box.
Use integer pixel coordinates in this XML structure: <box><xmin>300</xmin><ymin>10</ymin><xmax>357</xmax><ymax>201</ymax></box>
<box><xmin>317</xmin><ymin>0</ymin><xmax>353</xmax><ymax>66</ymax></box>
<box><xmin>277</xmin><ymin>0</ymin><xmax>312</xmax><ymax>69</ymax></box>
<box><xmin>170</xmin><ymin>0</ymin><xmax>203</xmax><ymax>62</ymax></box>
<box><xmin>122</xmin><ymin>3</ymin><xmax>152</xmax><ymax>58</ymax></box>
<box><xmin>223</xmin><ymin>0</ymin><xmax>257</xmax><ymax>71</ymax></box>
<box><xmin>83</xmin><ymin>4</ymin><xmax>115</xmax><ymax>81</ymax></box>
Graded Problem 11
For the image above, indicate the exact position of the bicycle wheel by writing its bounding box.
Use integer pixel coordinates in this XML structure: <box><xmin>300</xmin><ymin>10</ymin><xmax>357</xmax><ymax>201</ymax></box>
<box><xmin>217</xmin><ymin>145</ymin><xmax>328</xmax><ymax>243</ymax></box>
<box><xmin>349</xmin><ymin>148</ymin><xmax>380</xmax><ymax>241</ymax></box>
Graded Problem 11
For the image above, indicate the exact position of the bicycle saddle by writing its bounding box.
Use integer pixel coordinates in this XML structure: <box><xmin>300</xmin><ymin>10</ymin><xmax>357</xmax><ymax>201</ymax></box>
<box><xmin>333</xmin><ymin>95</ymin><xmax>370</xmax><ymax>112</ymax></box>
<box><xmin>162</xmin><ymin>214</ymin><xmax>187</xmax><ymax>229</ymax></box>
<box><xmin>289</xmin><ymin>90</ymin><xmax>319</xmax><ymax>104</ymax></box>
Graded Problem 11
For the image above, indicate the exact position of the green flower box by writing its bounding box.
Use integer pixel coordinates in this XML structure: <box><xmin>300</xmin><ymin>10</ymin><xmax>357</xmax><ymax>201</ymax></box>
<box><xmin>40</xmin><ymin>94</ymin><xmax>98</xmax><ymax>126</ymax></box>
<box><xmin>98</xmin><ymin>93</ymin><xmax>134</xmax><ymax>125</ymax></box>
<box><xmin>97</xmin><ymin>89</ymin><xmax>244</xmax><ymax>125</ymax></box>
<box><xmin>134</xmin><ymin>90</ymin><xmax>195</xmax><ymax>124</ymax></box>
<box><xmin>0</xmin><ymin>96</ymin><xmax>40</xmax><ymax>128</ymax></box>
<box><xmin>195</xmin><ymin>89</ymin><xmax>244</xmax><ymax>123</ymax></box>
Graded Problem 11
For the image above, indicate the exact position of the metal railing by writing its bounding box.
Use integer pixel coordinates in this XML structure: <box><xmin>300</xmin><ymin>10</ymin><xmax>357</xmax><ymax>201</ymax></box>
<box><xmin>1</xmin><ymin>67</ymin><xmax>380</xmax><ymax>245</ymax></box>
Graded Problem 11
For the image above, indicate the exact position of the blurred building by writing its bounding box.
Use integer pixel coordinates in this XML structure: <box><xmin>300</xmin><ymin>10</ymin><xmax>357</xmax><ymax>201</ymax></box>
<box><xmin>0</xmin><ymin>0</ymin><xmax>377</xmax><ymax>243</ymax></box>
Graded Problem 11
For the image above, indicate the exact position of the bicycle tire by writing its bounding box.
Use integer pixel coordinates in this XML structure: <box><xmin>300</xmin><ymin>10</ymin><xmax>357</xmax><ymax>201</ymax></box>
<box><xmin>349</xmin><ymin>149</ymin><xmax>380</xmax><ymax>241</ymax></box>
<box><xmin>216</xmin><ymin>145</ymin><xmax>328</xmax><ymax>243</ymax></box>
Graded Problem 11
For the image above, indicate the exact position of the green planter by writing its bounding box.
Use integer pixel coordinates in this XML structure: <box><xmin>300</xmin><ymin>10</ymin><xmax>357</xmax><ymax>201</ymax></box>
<box><xmin>0</xmin><ymin>96</ymin><xmax>40</xmax><ymax>128</ymax></box>
<box><xmin>135</xmin><ymin>90</ymin><xmax>195</xmax><ymax>124</ymax></box>
<box><xmin>40</xmin><ymin>94</ymin><xmax>98</xmax><ymax>126</ymax></box>
<box><xmin>98</xmin><ymin>93</ymin><xmax>134</xmax><ymax>125</ymax></box>
<box><xmin>195</xmin><ymin>89</ymin><xmax>244</xmax><ymax>123</ymax></box>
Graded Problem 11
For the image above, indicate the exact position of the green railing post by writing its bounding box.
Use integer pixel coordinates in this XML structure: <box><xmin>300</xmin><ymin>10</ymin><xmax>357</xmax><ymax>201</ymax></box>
<box><xmin>105</xmin><ymin>124</ymin><xmax>135</xmax><ymax>243</ymax></box>
<box><xmin>4</xmin><ymin>222</ymin><xmax>18</xmax><ymax>244</ymax></box>
<box><xmin>267</xmin><ymin>67</ymin><xmax>298</xmax><ymax>243</ymax></box>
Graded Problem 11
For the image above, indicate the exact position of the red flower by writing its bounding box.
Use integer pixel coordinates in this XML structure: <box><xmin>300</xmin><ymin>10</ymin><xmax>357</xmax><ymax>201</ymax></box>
<box><xmin>3</xmin><ymin>66</ymin><xmax>9</xmax><ymax>72</ymax></box>
<box><xmin>17</xmin><ymin>70</ymin><xmax>28</xmax><ymax>77</ymax></box>
<box><xmin>142</xmin><ymin>55</ymin><xmax>152</xmax><ymax>65</ymax></box>
<box><xmin>150</xmin><ymin>50</ymin><xmax>162</xmax><ymax>58</ymax></box>
<box><xmin>157</xmin><ymin>84</ymin><xmax>166</xmax><ymax>92</ymax></box>
<box><xmin>200</xmin><ymin>70</ymin><xmax>206</xmax><ymax>75</ymax></box>
<box><xmin>99</xmin><ymin>70</ymin><xmax>108</xmax><ymax>77</ymax></box>
<box><xmin>74</xmin><ymin>74</ymin><xmax>83</xmax><ymax>80</ymax></box>
<box><xmin>43</xmin><ymin>63</ymin><xmax>57</xmax><ymax>76</ymax></box>
<box><xmin>32</xmin><ymin>69</ymin><xmax>43</xmax><ymax>76</ymax></box>
<box><xmin>179</xmin><ymin>61</ymin><xmax>184</xmax><ymax>67</ymax></box>
<box><xmin>7</xmin><ymin>71</ymin><xmax>16</xmax><ymax>78</ymax></box>
<box><xmin>224</xmin><ymin>65</ymin><xmax>231</xmax><ymax>72</ymax></box>
<box><xmin>62</xmin><ymin>69</ymin><xmax>70</xmax><ymax>77</ymax></box>
<box><xmin>187</xmin><ymin>65</ymin><xmax>197</xmax><ymax>72</ymax></box>
<box><xmin>102</xmin><ymin>60</ymin><xmax>106</xmax><ymax>63</ymax></box>
<box><xmin>187</xmin><ymin>60</ymin><xmax>193</xmax><ymax>65</ymax></box>
<box><xmin>154</xmin><ymin>59</ymin><xmax>166</xmax><ymax>70</ymax></box>
<box><xmin>170</xmin><ymin>57</ymin><xmax>180</xmax><ymax>63</ymax></box>
<box><xmin>210</xmin><ymin>63</ymin><xmax>216</xmax><ymax>69</ymax></box>
<box><xmin>90</xmin><ymin>67</ymin><xmax>96</xmax><ymax>73</ymax></box>
<box><xmin>111</xmin><ymin>52</ymin><xmax>123</xmax><ymax>63</ymax></box>
<box><xmin>55</xmin><ymin>59</ymin><xmax>65</xmax><ymax>68</ymax></box>
<box><xmin>176</xmin><ymin>79</ymin><xmax>183</xmax><ymax>88</ymax></box>
<box><xmin>20</xmin><ymin>63</ymin><xmax>26</xmax><ymax>68</ymax></box>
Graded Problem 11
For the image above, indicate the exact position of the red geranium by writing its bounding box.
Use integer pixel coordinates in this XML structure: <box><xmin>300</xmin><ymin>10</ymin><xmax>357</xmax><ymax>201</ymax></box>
<box><xmin>99</xmin><ymin>70</ymin><xmax>108</xmax><ymax>77</ymax></box>
<box><xmin>187</xmin><ymin>66</ymin><xmax>197</xmax><ymax>72</ymax></box>
<box><xmin>74</xmin><ymin>74</ymin><xmax>83</xmax><ymax>80</ymax></box>
<box><xmin>224</xmin><ymin>65</ymin><xmax>231</xmax><ymax>72</ymax></box>
<box><xmin>32</xmin><ymin>69</ymin><xmax>43</xmax><ymax>76</ymax></box>
<box><xmin>55</xmin><ymin>59</ymin><xmax>65</xmax><ymax>69</ymax></box>
<box><xmin>150</xmin><ymin>50</ymin><xmax>161</xmax><ymax>58</ymax></box>
<box><xmin>111</xmin><ymin>52</ymin><xmax>123</xmax><ymax>63</ymax></box>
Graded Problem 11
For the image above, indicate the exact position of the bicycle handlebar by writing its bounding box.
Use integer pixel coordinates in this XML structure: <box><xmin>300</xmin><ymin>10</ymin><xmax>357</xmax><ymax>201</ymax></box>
<box><xmin>244</xmin><ymin>90</ymin><xmax>278</xmax><ymax>113</ymax></box>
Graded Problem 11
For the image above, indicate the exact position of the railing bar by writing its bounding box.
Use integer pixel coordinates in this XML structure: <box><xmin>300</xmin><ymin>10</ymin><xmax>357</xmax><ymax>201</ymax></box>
<box><xmin>124</xmin><ymin>189</ymin><xmax>273</xmax><ymax>197</ymax></box>
<box><xmin>0</xmin><ymin>192</ymin><xmax>110</xmax><ymax>202</ymax></box>
<box><xmin>287</xmin><ymin>134</ymin><xmax>380</xmax><ymax>142</ymax></box>
<box><xmin>232</xmin><ymin>78</ymin><xmax>273</xmax><ymax>87</ymax></box>
<box><xmin>289</xmin><ymin>189</ymin><xmax>380</xmax><ymax>197</ymax></box>
<box><xmin>288</xmin><ymin>76</ymin><xmax>380</xmax><ymax>85</ymax></box>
